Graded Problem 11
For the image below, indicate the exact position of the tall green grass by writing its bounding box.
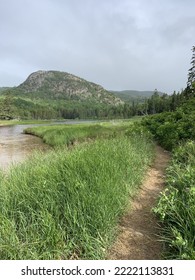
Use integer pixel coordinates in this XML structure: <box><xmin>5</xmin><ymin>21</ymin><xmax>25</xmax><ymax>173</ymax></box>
<box><xmin>0</xmin><ymin>134</ymin><xmax>154</xmax><ymax>259</ymax></box>
<box><xmin>24</xmin><ymin>122</ymin><xmax>133</xmax><ymax>147</ymax></box>
<box><xmin>153</xmin><ymin>141</ymin><xmax>195</xmax><ymax>259</ymax></box>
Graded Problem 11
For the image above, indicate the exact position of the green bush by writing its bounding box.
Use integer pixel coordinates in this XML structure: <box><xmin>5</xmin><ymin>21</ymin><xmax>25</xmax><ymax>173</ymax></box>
<box><xmin>142</xmin><ymin>101</ymin><xmax>195</xmax><ymax>150</ymax></box>
<box><xmin>143</xmin><ymin>98</ymin><xmax>195</xmax><ymax>259</ymax></box>
<box><xmin>153</xmin><ymin>141</ymin><xmax>195</xmax><ymax>259</ymax></box>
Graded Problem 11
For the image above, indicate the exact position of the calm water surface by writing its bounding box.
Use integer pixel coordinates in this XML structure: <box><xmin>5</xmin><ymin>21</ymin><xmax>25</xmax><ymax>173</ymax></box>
<box><xmin>0</xmin><ymin>120</ymin><xmax>96</xmax><ymax>170</ymax></box>
<box><xmin>0</xmin><ymin>124</ymin><xmax>49</xmax><ymax>170</ymax></box>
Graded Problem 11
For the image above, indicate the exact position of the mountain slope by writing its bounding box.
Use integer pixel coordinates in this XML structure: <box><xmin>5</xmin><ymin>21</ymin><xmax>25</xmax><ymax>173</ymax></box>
<box><xmin>16</xmin><ymin>70</ymin><xmax>122</xmax><ymax>105</ymax></box>
<box><xmin>111</xmin><ymin>90</ymin><xmax>164</xmax><ymax>103</ymax></box>
<box><xmin>0</xmin><ymin>87</ymin><xmax>10</xmax><ymax>93</ymax></box>
<box><xmin>0</xmin><ymin>70</ymin><xmax>124</xmax><ymax>120</ymax></box>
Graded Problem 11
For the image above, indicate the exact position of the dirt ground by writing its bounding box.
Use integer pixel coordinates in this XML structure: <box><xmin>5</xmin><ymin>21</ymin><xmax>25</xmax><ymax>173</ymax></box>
<box><xmin>107</xmin><ymin>145</ymin><xmax>170</xmax><ymax>260</ymax></box>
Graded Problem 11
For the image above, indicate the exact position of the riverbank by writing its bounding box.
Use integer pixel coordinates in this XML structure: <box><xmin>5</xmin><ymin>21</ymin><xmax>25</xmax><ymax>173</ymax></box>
<box><xmin>0</xmin><ymin>124</ymin><xmax>49</xmax><ymax>170</ymax></box>
<box><xmin>0</xmin><ymin>119</ymin><xmax>52</xmax><ymax>127</ymax></box>
<box><xmin>24</xmin><ymin>121</ymin><xmax>134</xmax><ymax>147</ymax></box>
<box><xmin>0</xmin><ymin>116</ymin><xmax>143</xmax><ymax>127</ymax></box>
<box><xmin>0</xmin><ymin>119</ymin><xmax>141</xmax><ymax>170</ymax></box>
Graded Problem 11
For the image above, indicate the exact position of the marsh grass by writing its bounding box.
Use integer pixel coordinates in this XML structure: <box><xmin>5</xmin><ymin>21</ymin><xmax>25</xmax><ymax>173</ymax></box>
<box><xmin>0</xmin><ymin>132</ymin><xmax>154</xmax><ymax>259</ymax></box>
<box><xmin>24</xmin><ymin>122</ymin><xmax>133</xmax><ymax>147</ymax></box>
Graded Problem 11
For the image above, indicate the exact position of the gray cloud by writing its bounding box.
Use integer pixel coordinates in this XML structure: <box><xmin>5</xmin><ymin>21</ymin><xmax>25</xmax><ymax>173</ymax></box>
<box><xmin>0</xmin><ymin>0</ymin><xmax>195</xmax><ymax>93</ymax></box>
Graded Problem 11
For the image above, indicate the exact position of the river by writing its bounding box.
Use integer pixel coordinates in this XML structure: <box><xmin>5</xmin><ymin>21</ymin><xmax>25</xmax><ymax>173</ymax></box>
<box><xmin>0</xmin><ymin>124</ymin><xmax>49</xmax><ymax>170</ymax></box>
<box><xmin>0</xmin><ymin>120</ymin><xmax>97</xmax><ymax>170</ymax></box>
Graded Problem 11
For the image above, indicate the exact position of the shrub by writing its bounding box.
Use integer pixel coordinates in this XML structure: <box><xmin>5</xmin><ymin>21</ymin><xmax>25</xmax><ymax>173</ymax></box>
<box><xmin>153</xmin><ymin>141</ymin><xmax>195</xmax><ymax>259</ymax></box>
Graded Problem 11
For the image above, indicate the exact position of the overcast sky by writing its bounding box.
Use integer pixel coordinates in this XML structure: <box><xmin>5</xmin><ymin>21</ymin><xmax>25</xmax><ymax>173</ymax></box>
<box><xmin>0</xmin><ymin>0</ymin><xmax>195</xmax><ymax>93</ymax></box>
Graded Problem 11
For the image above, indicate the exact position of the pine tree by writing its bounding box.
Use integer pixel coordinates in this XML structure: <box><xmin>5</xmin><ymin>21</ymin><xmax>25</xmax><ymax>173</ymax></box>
<box><xmin>186</xmin><ymin>46</ymin><xmax>195</xmax><ymax>97</ymax></box>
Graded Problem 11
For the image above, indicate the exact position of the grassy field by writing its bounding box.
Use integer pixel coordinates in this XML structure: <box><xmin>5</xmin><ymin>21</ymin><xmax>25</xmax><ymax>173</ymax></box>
<box><xmin>0</xmin><ymin>121</ymin><xmax>154</xmax><ymax>259</ymax></box>
<box><xmin>24</xmin><ymin>120</ymin><xmax>136</xmax><ymax>146</ymax></box>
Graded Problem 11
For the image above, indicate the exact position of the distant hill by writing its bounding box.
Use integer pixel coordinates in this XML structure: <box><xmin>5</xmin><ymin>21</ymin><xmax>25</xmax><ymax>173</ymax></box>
<box><xmin>14</xmin><ymin>70</ymin><xmax>123</xmax><ymax>105</ymax></box>
<box><xmin>110</xmin><ymin>90</ymin><xmax>164</xmax><ymax>103</ymax></box>
<box><xmin>1</xmin><ymin>71</ymin><xmax>167</xmax><ymax>120</ymax></box>
<box><xmin>0</xmin><ymin>71</ymin><xmax>124</xmax><ymax>120</ymax></box>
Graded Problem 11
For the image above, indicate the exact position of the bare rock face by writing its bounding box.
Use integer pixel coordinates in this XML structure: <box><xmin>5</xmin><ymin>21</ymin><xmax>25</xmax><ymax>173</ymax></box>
<box><xmin>18</xmin><ymin>70</ymin><xmax>123</xmax><ymax>105</ymax></box>
<box><xmin>20</xmin><ymin>70</ymin><xmax>48</xmax><ymax>91</ymax></box>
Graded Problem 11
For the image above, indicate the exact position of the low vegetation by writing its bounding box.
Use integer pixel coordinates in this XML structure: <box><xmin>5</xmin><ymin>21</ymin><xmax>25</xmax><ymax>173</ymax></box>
<box><xmin>142</xmin><ymin>99</ymin><xmax>195</xmax><ymax>150</ymax></box>
<box><xmin>0</xmin><ymin>122</ymin><xmax>154</xmax><ymax>259</ymax></box>
<box><xmin>142</xmin><ymin>95</ymin><xmax>195</xmax><ymax>259</ymax></box>
<box><xmin>24</xmin><ymin>120</ymin><xmax>140</xmax><ymax>147</ymax></box>
<box><xmin>153</xmin><ymin>141</ymin><xmax>195</xmax><ymax>259</ymax></box>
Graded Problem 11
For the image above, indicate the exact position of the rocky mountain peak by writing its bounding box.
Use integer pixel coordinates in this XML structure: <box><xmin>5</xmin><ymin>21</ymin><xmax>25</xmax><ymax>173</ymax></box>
<box><xmin>17</xmin><ymin>70</ymin><xmax>123</xmax><ymax>105</ymax></box>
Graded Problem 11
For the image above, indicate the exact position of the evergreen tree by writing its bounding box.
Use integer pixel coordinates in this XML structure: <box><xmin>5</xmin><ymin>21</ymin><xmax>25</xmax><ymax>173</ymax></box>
<box><xmin>186</xmin><ymin>45</ymin><xmax>195</xmax><ymax>97</ymax></box>
<box><xmin>147</xmin><ymin>89</ymin><xmax>159</xmax><ymax>114</ymax></box>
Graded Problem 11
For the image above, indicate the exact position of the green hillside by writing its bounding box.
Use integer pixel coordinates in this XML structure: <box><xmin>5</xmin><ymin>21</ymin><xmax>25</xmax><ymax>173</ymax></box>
<box><xmin>0</xmin><ymin>87</ymin><xmax>10</xmax><ymax>93</ymax></box>
<box><xmin>111</xmin><ymin>90</ymin><xmax>165</xmax><ymax>103</ymax></box>
<box><xmin>16</xmin><ymin>70</ymin><xmax>122</xmax><ymax>105</ymax></box>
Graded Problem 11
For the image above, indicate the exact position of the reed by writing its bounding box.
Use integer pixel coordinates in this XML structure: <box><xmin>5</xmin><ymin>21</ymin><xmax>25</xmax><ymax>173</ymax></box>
<box><xmin>0</xmin><ymin>132</ymin><xmax>154</xmax><ymax>259</ymax></box>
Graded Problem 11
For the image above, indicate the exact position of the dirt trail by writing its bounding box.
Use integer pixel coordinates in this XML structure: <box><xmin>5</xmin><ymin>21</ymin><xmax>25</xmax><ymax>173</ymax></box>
<box><xmin>107</xmin><ymin>145</ymin><xmax>170</xmax><ymax>260</ymax></box>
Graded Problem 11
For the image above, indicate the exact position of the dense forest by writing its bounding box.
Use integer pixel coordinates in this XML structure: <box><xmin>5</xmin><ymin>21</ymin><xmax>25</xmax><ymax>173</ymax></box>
<box><xmin>0</xmin><ymin>86</ymin><xmax>193</xmax><ymax>121</ymax></box>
